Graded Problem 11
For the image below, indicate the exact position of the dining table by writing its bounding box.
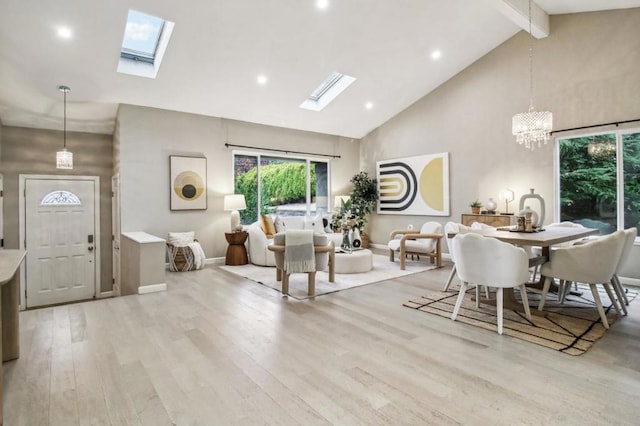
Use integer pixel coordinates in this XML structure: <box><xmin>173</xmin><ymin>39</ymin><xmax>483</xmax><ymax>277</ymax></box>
<box><xmin>450</xmin><ymin>225</ymin><xmax>600</xmax><ymax>313</ymax></box>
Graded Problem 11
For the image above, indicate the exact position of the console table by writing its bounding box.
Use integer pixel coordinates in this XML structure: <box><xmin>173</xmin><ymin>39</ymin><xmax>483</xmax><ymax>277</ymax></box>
<box><xmin>0</xmin><ymin>249</ymin><xmax>26</xmax><ymax>423</ymax></box>
<box><xmin>461</xmin><ymin>213</ymin><xmax>515</xmax><ymax>228</ymax></box>
<box><xmin>225</xmin><ymin>231</ymin><xmax>249</xmax><ymax>265</ymax></box>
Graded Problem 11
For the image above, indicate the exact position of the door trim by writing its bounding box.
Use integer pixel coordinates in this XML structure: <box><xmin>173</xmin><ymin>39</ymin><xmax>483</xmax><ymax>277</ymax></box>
<box><xmin>19</xmin><ymin>174</ymin><xmax>101</xmax><ymax>310</ymax></box>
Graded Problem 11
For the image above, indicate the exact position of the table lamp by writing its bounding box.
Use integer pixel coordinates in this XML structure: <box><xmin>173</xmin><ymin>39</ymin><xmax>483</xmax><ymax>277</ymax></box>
<box><xmin>224</xmin><ymin>194</ymin><xmax>246</xmax><ymax>232</ymax></box>
<box><xmin>500</xmin><ymin>189</ymin><xmax>515</xmax><ymax>214</ymax></box>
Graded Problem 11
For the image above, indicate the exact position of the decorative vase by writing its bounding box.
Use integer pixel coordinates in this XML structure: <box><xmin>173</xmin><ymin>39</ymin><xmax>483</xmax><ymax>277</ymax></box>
<box><xmin>518</xmin><ymin>188</ymin><xmax>545</xmax><ymax>226</ymax></box>
<box><xmin>350</xmin><ymin>227</ymin><xmax>362</xmax><ymax>248</ymax></box>
<box><xmin>486</xmin><ymin>198</ymin><xmax>497</xmax><ymax>213</ymax></box>
<box><xmin>341</xmin><ymin>230</ymin><xmax>352</xmax><ymax>253</ymax></box>
<box><xmin>518</xmin><ymin>205</ymin><xmax>538</xmax><ymax>229</ymax></box>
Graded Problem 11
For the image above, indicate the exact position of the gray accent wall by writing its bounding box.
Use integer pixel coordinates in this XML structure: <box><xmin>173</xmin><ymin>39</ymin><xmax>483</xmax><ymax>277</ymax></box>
<box><xmin>0</xmin><ymin>126</ymin><xmax>114</xmax><ymax>291</ymax></box>
<box><xmin>115</xmin><ymin>104</ymin><xmax>360</xmax><ymax>260</ymax></box>
<box><xmin>361</xmin><ymin>9</ymin><xmax>640</xmax><ymax>278</ymax></box>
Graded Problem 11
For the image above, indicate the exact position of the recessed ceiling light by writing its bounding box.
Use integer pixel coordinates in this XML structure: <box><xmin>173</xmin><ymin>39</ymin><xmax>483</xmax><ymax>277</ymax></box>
<box><xmin>316</xmin><ymin>0</ymin><xmax>329</xmax><ymax>10</ymax></box>
<box><xmin>431</xmin><ymin>50</ymin><xmax>442</xmax><ymax>60</ymax></box>
<box><xmin>57</xmin><ymin>27</ymin><xmax>72</xmax><ymax>38</ymax></box>
<box><xmin>365</xmin><ymin>102</ymin><xmax>373</xmax><ymax>110</ymax></box>
<box><xmin>257</xmin><ymin>75</ymin><xmax>268</xmax><ymax>85</ymax></box>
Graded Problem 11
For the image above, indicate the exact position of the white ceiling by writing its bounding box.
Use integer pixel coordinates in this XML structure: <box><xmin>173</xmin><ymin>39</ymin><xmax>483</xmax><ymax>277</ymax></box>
<box><xmin>1</xmin><ymin>0</ymin><xmax>639</xmax><ymax>138</ymax></box>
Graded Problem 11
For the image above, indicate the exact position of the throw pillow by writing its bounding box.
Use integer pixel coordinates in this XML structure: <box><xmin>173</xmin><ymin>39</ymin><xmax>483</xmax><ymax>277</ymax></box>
<box><xmin>260</xmin><ymin>214</ymin><xmax>276</xmax><ymax>238</ymax></box>
<box><xmin>274</xmin><ymin>216</ymin><xmax>286</xmax><ymax>233</ymax></box>
<box><xmin>312</xmin><ymin>214</ymin><xmax>325</xmax><ymax>233</ymax></box>
<box><xmin>323</xmin><ymin>214</ymin><xmax>333</xmax><ymax>233</ymax></box>
<box><xmin>168</xmin><ymin>231</ymin><xmax>195</xmax><ymax>246</ymax></box>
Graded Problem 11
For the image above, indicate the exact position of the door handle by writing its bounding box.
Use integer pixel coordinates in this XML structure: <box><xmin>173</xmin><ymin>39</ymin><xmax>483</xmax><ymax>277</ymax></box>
<box><xmin>88</xmin><ymin>246</ymin><xmax>94</xmax><ymax>252</ymax></box>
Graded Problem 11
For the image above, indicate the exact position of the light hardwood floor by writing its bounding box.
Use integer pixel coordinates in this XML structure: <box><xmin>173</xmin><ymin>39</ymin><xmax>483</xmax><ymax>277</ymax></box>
<box><xmin>4</xmin><ymin>260</ymin><xmax>640</xmax><ymax>425</ymax></box>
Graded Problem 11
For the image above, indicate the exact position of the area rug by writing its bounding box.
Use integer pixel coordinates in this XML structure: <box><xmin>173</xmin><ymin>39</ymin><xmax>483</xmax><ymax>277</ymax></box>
<box><xmin>220</xmin><ymin>254</ymin><xmax>437</xmax><ymax>300</ymax></box>
<box><xmin>404</xmin><ymin>284</ymin><xmax>637</xmax><ymax>355</ymax></box>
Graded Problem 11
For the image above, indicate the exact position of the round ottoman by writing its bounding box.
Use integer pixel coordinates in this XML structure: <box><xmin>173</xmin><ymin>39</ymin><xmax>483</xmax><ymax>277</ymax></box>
<box><xmin>333</xmin><ymin>249</ymin><xmax>373</xmax><ymax>274</ymax></box>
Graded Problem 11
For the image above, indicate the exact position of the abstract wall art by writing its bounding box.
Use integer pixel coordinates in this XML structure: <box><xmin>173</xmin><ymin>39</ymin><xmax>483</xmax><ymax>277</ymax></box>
<box><xmin>377</xmin><ymin>152</ymin><xmax>449</xmax><ymax>216</ymax></box>
<box><xmin>170</xmin><ymin>155</ymin><xmax>207</xmax><ymax>210</ymax></box>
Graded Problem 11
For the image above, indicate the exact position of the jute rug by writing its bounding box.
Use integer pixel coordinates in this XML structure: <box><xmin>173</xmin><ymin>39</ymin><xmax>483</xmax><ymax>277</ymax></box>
<box><xmin>220</xmin><ymin>254</ymin><xmax>437</xmax><ymax>300</ymax></box>
<box><xmin>404</xmin><ymin>284</ymin><xmax>637</xmax><ymax>355</ymax></box>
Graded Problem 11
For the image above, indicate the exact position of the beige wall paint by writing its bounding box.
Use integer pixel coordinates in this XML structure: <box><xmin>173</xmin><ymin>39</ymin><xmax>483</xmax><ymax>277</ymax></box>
<box><xmin>116</xmin><ymin>104</ymin><xmax>360</xmax><ymax>259</ymax></box>
<box><xmin>0</xmin><ymin>126</ymin><xmax>114</xmax><ymax>292</ymax></box>
<box><xmin>362</xmin><ymin>9</ymin><xmax>640</xmax><ymax>276</ymax></box>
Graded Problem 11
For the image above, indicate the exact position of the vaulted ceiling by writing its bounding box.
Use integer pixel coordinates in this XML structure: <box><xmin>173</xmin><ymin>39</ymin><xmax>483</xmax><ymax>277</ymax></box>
<box><xmin>1</xmin><ymin>0</ymin><xmax>639</xmax><ymax>138</ymax></box>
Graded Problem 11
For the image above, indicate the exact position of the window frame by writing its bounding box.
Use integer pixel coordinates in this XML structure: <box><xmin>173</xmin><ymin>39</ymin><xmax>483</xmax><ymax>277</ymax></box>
<box><xmin>231</xmin><ymin>149</ymin><xmax>332</xmax><ymax>223</ymax></box>
<box><xmin>554</xmin><ymin>126</ymin><xmax>640</xmax><ymax>239</ymax></box>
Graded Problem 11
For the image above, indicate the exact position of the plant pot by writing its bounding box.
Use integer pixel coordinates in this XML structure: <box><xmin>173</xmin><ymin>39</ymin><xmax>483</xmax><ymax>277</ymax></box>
<box><xmin>471</xmin><ymin>207</ymin><xmax>481</xmax><ymax>214</ymax></box>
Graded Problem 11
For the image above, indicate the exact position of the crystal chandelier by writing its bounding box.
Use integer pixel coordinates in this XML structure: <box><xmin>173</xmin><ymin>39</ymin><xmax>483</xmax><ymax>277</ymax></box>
<box><xmin>56</xmin><ymin>85</ymin><xmax>73</xmax><ymax>170</ymax></box>
<box><xmin>512</xmin><ymin>0</ymin><xmax>552</xmax><ymax>150</ymax></box>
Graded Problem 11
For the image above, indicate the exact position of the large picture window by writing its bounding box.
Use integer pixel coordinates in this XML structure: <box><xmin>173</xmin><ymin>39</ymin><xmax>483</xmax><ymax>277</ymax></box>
<box><xmin>233</xmin><ymin>152</ymin><xmax>330</xmax><ymax>225</ymax></box>
<box><xmin>557</xmin><ymin>129</ymin><xmax>640</xmax><ymax>236</ymax></box>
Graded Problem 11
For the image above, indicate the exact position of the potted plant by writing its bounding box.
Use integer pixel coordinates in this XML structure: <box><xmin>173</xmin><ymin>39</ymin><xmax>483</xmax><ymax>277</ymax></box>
<box><xmin>348</xmin><ymin>171</ymin><xmax>378</xmax><ymax>247</ymax></box>
<box><xmin>470</xmin><ymin>200</ymin><xmax>483</xmax><ymax>214</ymax></box>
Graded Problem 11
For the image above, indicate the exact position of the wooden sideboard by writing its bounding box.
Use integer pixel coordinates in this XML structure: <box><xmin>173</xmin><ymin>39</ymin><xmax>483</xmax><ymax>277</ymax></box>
<box><xmin>461</xmin><ymin>213</ymin><xmax>516</xmax><ymax>228</ymax></box>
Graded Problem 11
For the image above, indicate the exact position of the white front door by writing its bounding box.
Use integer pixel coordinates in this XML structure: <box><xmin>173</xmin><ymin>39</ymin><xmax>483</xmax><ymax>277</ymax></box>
<box><xmin>25</xmin><ymin>178</ymin><xmax>97</xmax><ymax>308</ymax></box>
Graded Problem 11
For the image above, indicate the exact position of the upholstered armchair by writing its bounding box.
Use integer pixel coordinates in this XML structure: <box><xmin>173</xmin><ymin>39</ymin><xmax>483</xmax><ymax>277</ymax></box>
<box><xmin>268</xmin><ymin>232</ymin><xmax>335</xmax><ymax>296</ymax></box>
<box><xmin>388</xmin><ymin>222</ymin><xmax>443</xmax><ymax>270</ymax></box>
<box><xmin>537</xmin><ymin>230</ymin><xmax>625</xmax><ymax>329</ymax></box>
<box><xmin>450</xmin><ymin>232</ymin><xmax>532</xmax><ymax>335</ymax></box>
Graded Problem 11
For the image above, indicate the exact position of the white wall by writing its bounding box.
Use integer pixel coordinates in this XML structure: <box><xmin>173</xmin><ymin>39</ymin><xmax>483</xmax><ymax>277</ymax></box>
<box><xmin>116</xmin><ymin>104</ymin><xmax>360</xmax><ymax>259</ymax></box>
<box><xmin>361</xmin><ymin>9</ymin><xmax>640</xmax><ymax>277</ymax></box>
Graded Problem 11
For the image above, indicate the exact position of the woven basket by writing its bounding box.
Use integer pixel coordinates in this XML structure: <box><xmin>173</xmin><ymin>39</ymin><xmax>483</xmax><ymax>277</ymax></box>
<box><xmin>167</xmin><ymin>243</ymin><xmax>197</xmax><ymax>272</ymax></box>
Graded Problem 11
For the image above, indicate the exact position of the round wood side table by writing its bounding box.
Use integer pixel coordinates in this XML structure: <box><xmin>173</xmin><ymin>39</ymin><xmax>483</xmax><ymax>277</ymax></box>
<box><xmin>225</xmin><ymin>231</ymin><xmax>248</xmax><ymax>265</ymax></box>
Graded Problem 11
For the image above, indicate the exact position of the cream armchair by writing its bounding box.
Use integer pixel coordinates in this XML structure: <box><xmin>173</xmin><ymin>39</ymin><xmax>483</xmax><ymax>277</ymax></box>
<box><xmin>388</xmin><ymin>222</ymin><xmax>443</xmax><ymax>270</ymax></box>
<box><xmin>268</xmin><ymin>232</ymin><xmax>335</xmax><ymax>296</ymax></box>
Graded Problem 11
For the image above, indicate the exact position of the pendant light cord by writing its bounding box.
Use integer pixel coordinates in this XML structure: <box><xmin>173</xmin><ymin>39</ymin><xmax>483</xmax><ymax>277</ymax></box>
<box><xmin>528</xmin><ymin>0</ymin><xmax>534</xmax><ymax>111</ymax></box>
<box><xmin>63</xmin><ymin>88</ymin><xmax>67</xmax><ymax>149</ymax></box>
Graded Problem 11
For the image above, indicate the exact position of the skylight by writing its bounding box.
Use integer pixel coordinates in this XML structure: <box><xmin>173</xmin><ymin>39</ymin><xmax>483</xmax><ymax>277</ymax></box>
<box><xmin>117</xmin><ymin>9</ymin><xmax>175</xmax><ymax>79</ymax></box>
<box><xmin>300</xmin><ymin>72</ymin><xmax>356</xmax><ymax>112</ymax></box>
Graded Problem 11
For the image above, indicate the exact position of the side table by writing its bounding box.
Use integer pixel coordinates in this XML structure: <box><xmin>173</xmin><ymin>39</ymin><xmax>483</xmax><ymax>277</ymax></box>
<box><xmin>225</xmin><ymin>231</ymin><xmax>249</xmax><ymax>265</ymax></box>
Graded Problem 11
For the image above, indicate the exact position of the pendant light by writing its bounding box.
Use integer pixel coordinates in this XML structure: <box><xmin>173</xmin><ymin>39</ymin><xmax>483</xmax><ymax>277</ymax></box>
<box><xmin>511</xmin><ymin>0</ymin><xmax>552</xmax><ymax>150</ymax></box>
<box><xmin>56</xmin><ymin>85</ymin><xmax>73</xmax><ymax>170</ymax></box>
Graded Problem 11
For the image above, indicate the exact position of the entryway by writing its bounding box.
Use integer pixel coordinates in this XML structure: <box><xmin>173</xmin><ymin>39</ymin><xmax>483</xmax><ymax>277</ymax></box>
<box><xmin>20</xmin><ymin>175</ymin><xmax>100</xmax><ymax>308</ymax></box>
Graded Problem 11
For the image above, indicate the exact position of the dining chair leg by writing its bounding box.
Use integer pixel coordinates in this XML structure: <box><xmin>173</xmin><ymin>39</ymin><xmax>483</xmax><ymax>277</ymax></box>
<box><xmin>613</xmin><ymin>275</ymin><xmax>630</xmax><ymax>305</ymax></box>
<box><xmin>538</xmin><ymin>276</ymin><xmax>553</xmax><ymax>311</ymax></box>
<box><xmin>451</xmin><ymin>282</ymin><xmax>469</xmax><ymax>321</ymax></box>
<box><xmin>496</xmin><ymin>288</ymin><xmax>504</xmax><ymax>335</ymax></box>
<box><xmin>602</xmin><ymin>281</ymin><xmax>622</xmax><ymax>317</ymax></box>
<box><xmin>559</xmin><ymin>280</ymin><xmax>571</xmax><ymax>304</ymax></box>
<box><xmin>589</xmin><ymin>283</ymin><xmax>609</xmax><ymax>329</ymax></box>
<box><xmin>610</xmin><ymin>277</ymin><xmax>628</xmax><ymax>315</ymax></box>
<box><xmin>307</xmin><ymin>272</ymin><xmax>316</xmax><ymax>296</ymax></box>
<box><xmin>443</xmin><ymin>264</ymin><xmax>456</xmax><ymax>291</ymax></box>
<box><xmin>475</xmin><ymin>284</ymin><xmax>480</xmax><ymax>309</ymax></box>
<box><xmin>484</xmin><ymin>286</ymin><xmax>489</xmax><ymax>299</ymax></box>
<box><xmin>519</xmin><ymin>284</ymin><xmax>532</xmax><ymax>321</ymax></box>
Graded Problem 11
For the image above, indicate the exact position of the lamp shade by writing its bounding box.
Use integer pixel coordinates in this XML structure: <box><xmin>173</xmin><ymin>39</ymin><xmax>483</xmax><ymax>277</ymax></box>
<box><xmin>224</xmin><ymin>194</ymin><xmax>246</xmax><ymax>211</ymax></box>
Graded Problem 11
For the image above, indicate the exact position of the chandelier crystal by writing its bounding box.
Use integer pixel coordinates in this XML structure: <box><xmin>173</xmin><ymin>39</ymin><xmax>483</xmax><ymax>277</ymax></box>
<box><xmin>56</xmin><ymin>85</ymin><xmax>73</xmax><ymax>170</ymax></box>
<box><xmin>512</xmin><ymin>0</ymin><xmax>552</xmax><ymax>150</ymax></box>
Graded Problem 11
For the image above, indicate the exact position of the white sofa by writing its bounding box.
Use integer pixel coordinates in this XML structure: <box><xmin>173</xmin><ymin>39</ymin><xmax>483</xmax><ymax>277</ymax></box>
<box><xmin>246</xmin><ymin>215</ymin><xmax>343</xmax><ymax>266</ymax></box>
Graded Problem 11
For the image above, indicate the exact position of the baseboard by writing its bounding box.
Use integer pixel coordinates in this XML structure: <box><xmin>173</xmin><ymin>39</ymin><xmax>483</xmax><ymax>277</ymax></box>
<box><xmin>619</xmin><ymin>277</ymin><xmax>640</xmax><ymax>288</ymax></box>
<box><xmin>138</xmin><ymin>283</ymin><xmax>167</xmax><ymax>294</ymax></box>
<box><xmin>99</xmin><ymin>290</ymin><xmax>114</xmax><ymax>298</ymax></box>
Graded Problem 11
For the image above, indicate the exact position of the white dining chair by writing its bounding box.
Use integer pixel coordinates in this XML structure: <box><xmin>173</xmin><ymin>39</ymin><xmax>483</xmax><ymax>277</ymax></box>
<box><xmin>450</xmin><ymin>233</ymin><xmax>532</xmax><ymax>335</ymax></box>
<box><xmin>610</xmin><ymin>227</ymin><xmax>637</xmax><ymax>315</ymax></box>
<box><xmin>443</xmin><ymin>222</ymin><xmax>489</xmax><ymax>299</ymax></box>
<box><xmin>537</xmin><ymin>230</ymin><xmax>625</xmax><ymax>329</ymax></box>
